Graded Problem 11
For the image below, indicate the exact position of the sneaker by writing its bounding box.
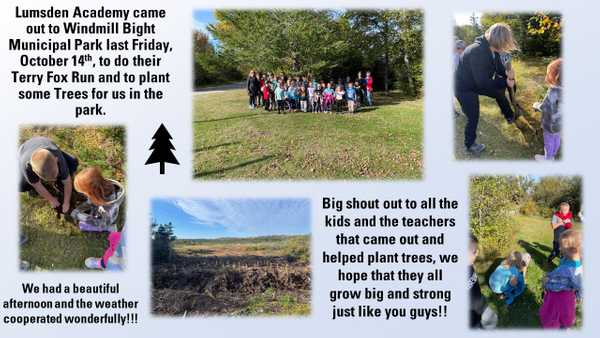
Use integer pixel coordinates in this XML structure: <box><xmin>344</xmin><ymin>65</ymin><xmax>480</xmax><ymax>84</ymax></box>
<box><xmin>20</xmin><ymin>261</ymin><xmax>31</xmax><ymax>271</ymax></box>
<box><xmin>534</xmin><ymin>154</ymin><xmax>547</xmax><ymax>161</ymax></box>
<box><xmin>481</xmin><ymin>306</ymin><xmax>498</xmax><ymax>329</ymax></box>
<box><xmin>466</xmin><ymin>143</ymin><xmax>486</xmax><ymax>156</ymax></box>
<box><xmin>85</xmin><ymin>257</ymin><xmax>103</xmax><ymax>269</ymax></box>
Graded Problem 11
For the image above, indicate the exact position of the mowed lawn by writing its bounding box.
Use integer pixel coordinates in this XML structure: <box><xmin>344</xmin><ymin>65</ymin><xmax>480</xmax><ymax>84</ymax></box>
<box><xmin>455</xmin><ymin>58</ymin><xmax>555</xmax><ymax>160</ymax></box>
<box><xmin>474</xmin><ymin>215</ymin><xmax>582</xmax><ymax>328</ymax></box>
<box><xmin>19</xmin><ymin>126</ymin><xmax>125</xmax><ymax>270</ymax></box>
<box><xmin>194</xmin><ymin>89</ymin><xmax>422</xmax><ymax>179</ymax></box>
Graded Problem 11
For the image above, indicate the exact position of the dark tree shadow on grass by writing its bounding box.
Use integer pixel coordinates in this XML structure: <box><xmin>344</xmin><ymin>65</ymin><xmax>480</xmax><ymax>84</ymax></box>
<box><xmin>355</xmin><ymin>107</ymin><xmax>379</xmax><ymax>113</ymax></box>
<box><xmin>494</xmin><ymin>288</ymin><xmax>541</xmax><ymax>328</ymax></box>
<box><xmin>519</xmin><ymin>240</ymin><xmax>556</xmax><ymax>270</ymax></box>
<box><xmin>194</xmin><ymin>141</ymin><xmax>241</xmax><ymax>153</ymax></box>
<box><xmin>374</xmin><ymin>92</ymin><xmax>413</xmax><ymax>106</ymax></box>
<box><xmin>194</xmin><ymin>112</ymin><xmax>272</xmax><ymax>124</ymax></box>
<box><xmin>194</xmin><ymin>155</ymin><xmax>276</xmax><ymax>178</ymax></box>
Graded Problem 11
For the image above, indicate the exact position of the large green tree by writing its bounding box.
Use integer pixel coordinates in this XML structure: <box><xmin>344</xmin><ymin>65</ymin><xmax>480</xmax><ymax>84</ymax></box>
<box><xmin>344</xmin><ymin>10</ymin><xmax>423</xmax><ymax>95</ymax></box>
<box><xmin>209</xmin><ymin>10</ymin><xmax>350</xmax><ymax>77</ymax></box>
<box><xmin>201</xmin><ymin>9</ymin><xmax>423</xmax><ymax>96</ymax></box>
<box><xmin>532</xmin><ymin>176</ymin><xmax>581</xmax><ymax>216</ymax></box>
<box><xmin>152</xmin><ymin>222</ymin><xmax>177</xmax><ymax>263</ymax></box>
<box><xmin>454</xmin><ymin>12</ymin><xmax>483</xmax><ymax>44</ymax></box>
<box><xmin>193</xmin><ymin>30</ymin><xmax>242</xmax><ymax>87</ymax></box>
<box><xmin>480</xmin><ymin>12</ymin><xmax>561</xmax><ymax>57</ymax></box>
<box><xmin>470</xmin><ymin>176</ymin><xmax>518</xmax><ymax>255</ymax></box>
<box><xmin>455</xmin><ymin>12</ymin><xmax>561</xmax><ymax>57</ymax></box>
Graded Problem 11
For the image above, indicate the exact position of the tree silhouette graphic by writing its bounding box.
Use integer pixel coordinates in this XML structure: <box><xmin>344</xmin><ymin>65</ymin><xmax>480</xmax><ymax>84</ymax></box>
<box><xmin>145</xmin><ymin>124</ymin><xmax>179</xmax><ymax>174</ymax></box>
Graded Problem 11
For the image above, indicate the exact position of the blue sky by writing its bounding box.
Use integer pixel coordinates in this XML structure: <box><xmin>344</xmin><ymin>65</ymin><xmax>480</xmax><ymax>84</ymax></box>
<box><xmin>151</xmin><ymin>198</ymin><xmax>311</xmax><ymax>239</ymax></box>
<box><xmin>193</xmin><ymin>10</ymin><xmax>216</xmax><ymax>43</ymax></box>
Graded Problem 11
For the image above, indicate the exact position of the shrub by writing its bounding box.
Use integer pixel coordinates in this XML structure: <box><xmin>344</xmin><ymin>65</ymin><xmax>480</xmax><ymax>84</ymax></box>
<box><xmin>470</xmin><ymin>176</ymin><xmax>515</xmax><ymax>255</ymax></box>
<box><xmin>533</xmin><ymin>176</ymin><xmax>582</xmax><ymax>216</ymax></box>
<box><xmin>283</xmin><ymin>236</ymin><xmax>310</xmax><ymax>264</ymax></box>
<box><xmin>519</xmin><ymin>198</ymin><xmax>539</xmax><ymax>216</ymax></box>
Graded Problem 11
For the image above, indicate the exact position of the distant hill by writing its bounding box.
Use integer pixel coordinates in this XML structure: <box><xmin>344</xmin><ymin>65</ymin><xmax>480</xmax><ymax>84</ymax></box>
<box><xmin>175</xmin><ymin>234</ymin><xmax>310</xmax><ymax>245</ymax></box>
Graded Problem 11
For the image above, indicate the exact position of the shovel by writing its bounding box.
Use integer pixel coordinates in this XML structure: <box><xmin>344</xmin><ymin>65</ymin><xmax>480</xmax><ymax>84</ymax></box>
<box><xmin>503</xmin><ymin>58</ymin><xmax>537</xmax><ymax>136</ymax></box>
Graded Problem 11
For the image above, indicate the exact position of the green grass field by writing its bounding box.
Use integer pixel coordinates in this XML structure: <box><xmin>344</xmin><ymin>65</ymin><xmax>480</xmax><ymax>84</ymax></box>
<box><xmin>474</xmin><ymin>215</ymin><xmax>582</xmax><ymax>328</ymax></box>
<box><xmin>193</xmin><ymin>90</ymin><xmax>422</xmax><ymax>179</ymax></box>
<box><xmin>19</xmin><ymin>126</ymin><xmax>125</xmax><ymax>270</ymax></box>
<box><xmin>455</xmin><ymin>58</ymin><xmax>557</xmax><ymax>160</ymax></box>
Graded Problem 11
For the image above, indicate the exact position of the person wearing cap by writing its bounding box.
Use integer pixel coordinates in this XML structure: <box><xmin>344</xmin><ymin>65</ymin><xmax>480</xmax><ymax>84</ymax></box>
<box><xmin>454</xmin><ymin>39</ymin><xmax>466</xmax><ymax>71</ymax></box>
<box><xmin>453</xmin><ymin>39</ymin><xmax>467</xmax><ymax>117</ymax></box>
<box><xmin>18</xmin><ymin>136</ymin><xmax>78</xmax><ymax>214</ymax></box>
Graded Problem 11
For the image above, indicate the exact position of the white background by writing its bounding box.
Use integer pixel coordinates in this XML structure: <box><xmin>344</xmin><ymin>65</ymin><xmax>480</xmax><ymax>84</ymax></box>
<box><xmin>0</xmin><ymin>0</ymin><xmax>598</xmax><ymax>337</ymax></box>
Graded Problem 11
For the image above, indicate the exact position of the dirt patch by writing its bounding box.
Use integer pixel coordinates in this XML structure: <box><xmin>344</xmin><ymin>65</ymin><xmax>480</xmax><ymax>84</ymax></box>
<box><xmin>152</xmin><ymin>254</ymin><xmax>311</xmax><ymax>316</ymax></box>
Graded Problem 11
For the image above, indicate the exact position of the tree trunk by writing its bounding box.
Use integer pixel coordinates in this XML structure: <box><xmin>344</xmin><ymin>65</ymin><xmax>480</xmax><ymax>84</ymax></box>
<box><xmin>160</xmin><ymin>162</ymin><xmax>165</xmax><ymax>175</ymax></box>
<box><xmin>403</xmin><ymin>53</ymin><xmax>415</xmax><ymax>96</ymax></box>
<box><xmin>383</xmin><ymin>20</ymin><xmax>390</xmax><ymax>94</ymax></box>
<box><xmin>384</xmin><ymin>50</ymin><xmax>389</xmax><ymax>94</ymax></box>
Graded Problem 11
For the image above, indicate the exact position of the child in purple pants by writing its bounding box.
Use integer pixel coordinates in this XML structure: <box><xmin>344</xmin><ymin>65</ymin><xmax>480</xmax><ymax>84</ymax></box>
<box><xmin>539</xmin><ymin>230</ymin><xmax>582</xmax><ymax>329</ymax></box>
<box><xmin>534</xmin><ymin>59</ymin><xmax>562</xmax><ymax>161</ymax></box>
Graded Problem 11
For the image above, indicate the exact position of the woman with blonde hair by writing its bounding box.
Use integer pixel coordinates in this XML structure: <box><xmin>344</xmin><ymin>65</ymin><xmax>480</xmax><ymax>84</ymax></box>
<box><xmin>71</xmin><ymin>167</ymin><xmax>125</xmax><ymax>232</ymax></box>
<box><xmin>246</xmin><ymin>69</ymin><xmax>260</xmax><ymax>109</ymax></box>
<box><xmin>455</xmin><ymin>23</ymin><xmax>519</xmax><ymax>156</ymax></box>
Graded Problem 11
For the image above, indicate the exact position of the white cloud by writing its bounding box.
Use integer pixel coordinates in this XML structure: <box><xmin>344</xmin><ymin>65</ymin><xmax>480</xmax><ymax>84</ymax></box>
<box><xmin>169</xmin><ymin>199</ymin><xmax>310</xmax><ymax>236</ymax></box>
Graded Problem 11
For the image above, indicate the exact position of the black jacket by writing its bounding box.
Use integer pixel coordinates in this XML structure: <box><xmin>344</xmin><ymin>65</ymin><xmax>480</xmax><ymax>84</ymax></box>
<box><xmin>455</xmin><ymin>36</ymin><xmax>508</xmax><ymax>97</ymax></box>
<box><xmin>247</xmin><ymin>76</ymin><xmax>260</xmax><ymax>94</ymax></box>
<box><xmin>469</xmin><ymin>265</ymin><xmax>486</xmax><ymax>328</ymax></box>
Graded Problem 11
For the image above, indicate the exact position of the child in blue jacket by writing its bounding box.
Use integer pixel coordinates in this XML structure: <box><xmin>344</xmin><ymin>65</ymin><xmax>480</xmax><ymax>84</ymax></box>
<box><xmin>489</xmin><ymin>251</ymin><xmax>531</xmax><ymax>305</ymax></box>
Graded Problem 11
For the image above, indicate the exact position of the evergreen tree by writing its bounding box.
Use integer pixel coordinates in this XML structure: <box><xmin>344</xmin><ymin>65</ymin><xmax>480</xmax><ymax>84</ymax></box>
<box><xmin>145</xmin><ymin>124</ymin><xmax>179</xmax><ymax>174</ymax></box>
<box><xmin>152</xmin><ymin>221</ymin><xmax>177</xmax><ymax>263</ymax></box>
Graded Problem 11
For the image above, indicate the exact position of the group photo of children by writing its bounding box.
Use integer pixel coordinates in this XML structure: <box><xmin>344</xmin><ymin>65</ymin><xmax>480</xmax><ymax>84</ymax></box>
<box><xmin>19</xmin><ymin>126</ymin><xmax>126</xmax><ymax>271</ymax></box>
<box><xmin>193</xmin><ymin>9</ymin><xmax>424</xmax><ymax>180</ymax></box>
<box><xmin>469</xmin><ymin>175</ymin><xmax>582</xmax><ymax>329</ymax></box>
<box><xmin>454</xmin><ymin>12</ymin><xmax>562</xmax><ymax>160</ymax></box>
<box><xmin>246</xmin><ymin>71</ymin><xmax>374</xmax><ymax>114</ymax></box>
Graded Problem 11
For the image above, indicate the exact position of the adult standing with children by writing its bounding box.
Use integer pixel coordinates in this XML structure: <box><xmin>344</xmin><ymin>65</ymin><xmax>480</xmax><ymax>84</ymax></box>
<box><xmin>455</xmin><ymin>23</ymin><xmax>519</xmax><ymax>156</ymax></box>
<box><xmin>247</xmin><ymin>70</ymin><xmax>260</xmax><ymax>109</ymax></box>
<box><xmin>547</xmin><ymin>201</ymin><xmax>573</xmax><ymax>263</ymax></box>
